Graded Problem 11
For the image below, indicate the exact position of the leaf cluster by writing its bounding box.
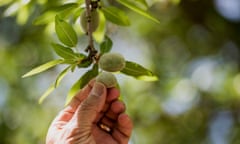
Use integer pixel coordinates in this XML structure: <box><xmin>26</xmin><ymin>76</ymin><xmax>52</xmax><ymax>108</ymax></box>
<box><xmin>22</xmin><ymin>0</ymin><xmax>159</xmax><ymax>105</ymax></box>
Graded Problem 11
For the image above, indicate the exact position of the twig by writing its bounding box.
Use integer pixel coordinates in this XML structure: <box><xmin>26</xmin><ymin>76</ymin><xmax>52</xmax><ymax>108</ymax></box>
<box><xmin>85</xmin><ymin>0</ymin><xmax>97</xmax><ymax>60</ymax></box>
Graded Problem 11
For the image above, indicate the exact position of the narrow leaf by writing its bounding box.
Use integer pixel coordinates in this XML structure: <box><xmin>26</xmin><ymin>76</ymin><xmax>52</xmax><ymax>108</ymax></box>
<box><xmin>52</xmin><ymin>43</ymin><xmax>78</xmax><ymax>59</ymax></box>
<box><xmin>38</xmin><ymin>84</ymin><xmax>55</xmax><ymax>104</ymax></box>
<box><xmin>22</xmin><ymin>59</ymin><xmax>64</xmax><ymax>78</ymax></box>
<box><xmin>33</xmin><ymin>11</ymin><xmax>57</xmax><ymax>25</ymax></box>
<box><xmin>73</xmin><ymin>7</ymin><xmax>84</xmax><ymax>23</ymax></box>
<box><xmin>33</xmin><ymin>3</ymin><xmax>79</xmax><ymax>25</ymax></box>
<box><xmin>54</xmin><ymin>66</ymin><xmax>71</xmax><ymax>88</ymax></box>
<box><xmin>55</xmin><ymin>15</ymin><xmax>78</xmax><ymax>47</ymax></box>
<box><xmin>100</xmin><ymin>35</ymin><xmax>113</xmax><ymax>54</ymax></box>
<box><xmin>102</xmin><ymin>6</ymin><xmax>130</xmax><ymax>26</ymax></box>
<box><xmin>116</xmin><ymin>0</ymin><xmax>160</xmax><ymax>23</ymax></box>
<box><xmin>71</xmin><ymin>64</ymin><xmax>77</xmax><ymax>72</ymax></box>
<box><xmin>65</xmin><ymin>77</ymin><xmax>81</xmax><ymax>106</ymax></box>
<box><xmin>57</xmin><ymin>3</ymin><xmax>79</xmax><ymax>19</ymax></box>
<box><xmin>135</xmin><ymin>0</ymin><xmax>148</xmax><ymax>7</ymax></box>
<box><xmin>65</xmin><ymin>64</ymin><xmax>98</xmax><ymax>106</ymax></box>
<box><xmin>79</xmin><ymin>64</ymin><xmax>99</xmax><ymax>89</ymax></box>
<box><xmin>56</xmin><ymin>3</ymin><xmax>78</xmax><ymax>11</ymax></box>
<box><xmin>121</xmin><ymin>61</ymin><xmax>158</xmax><ymax>81</ymax></box>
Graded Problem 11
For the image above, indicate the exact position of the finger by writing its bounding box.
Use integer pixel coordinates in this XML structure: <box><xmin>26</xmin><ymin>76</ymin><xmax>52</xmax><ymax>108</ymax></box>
<box><xmin>99</xmin><ymin>88</ymin><xmax>120</xmax><ymax>114</ymax></box>
<box><xmin>117</xmin><ymin>113</ymin><xmax>133</xmax><ymax>137</ymax></box>
<box><xmin>112</xmin><ymin>129</ymin><xmax>129</xmax><ymax>144</ymax></box>
<box><xmin>76</xmin><ymin>82</ymin><xmax>107</xmax><ymax>130</ymax></box>
<box><xmin>105</xmin><ymin>100</ymin><xmax>126</xmax><ymax>120</ymax></box>
<box><xmin>106</xmin><ymin>88</ymin><xmax>120</xmax><ymax>103</ymax></box>
<box><xmin>94</xmin><ymin>89</ymin><xmax>121</xmax><ymax>122</ymax></box>
<box><xmin>96</xmin><ymin>100</ymin><xmax>126</xmax><ymax>130</ymax></box>
<box><xmin>52</xmin><ymin>80</ymin><xmax>95</xmax><ymax>123</ymax></box>
<box><xmin>101</xmin><ymin>87</ymin><xmax>120</xmax><ymax>113</ymax></box>
<box><xmin>112</xmin><ymin>114</ymin><xmax>133</xmax><ymax>144</ymax></box>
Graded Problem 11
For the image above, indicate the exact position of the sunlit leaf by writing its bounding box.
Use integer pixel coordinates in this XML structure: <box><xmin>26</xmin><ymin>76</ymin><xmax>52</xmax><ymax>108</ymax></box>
<box><xmin>38</xmin><ymin>84</ymin><xmax>55</xmax><ymax>104</ymax></box>
<box><xmin>33</xmin><ymin>11</ymin><xmax>57</xmax><ymax>25</ymax></box>
<box><xmin>100</xmin><ymin>35</ymin><xmax>113</xmax><ymax>54</ymax></box>
<box><xmin>22</xmin><ymin>59</ymin><xmax>64</xmax><ymax>78</ymax></box>
<box><xmin>77</xmin><ymin>0</ymin><xmax>85</xmax><ymax>4</ymax></box>
<box><xmin>93</xmin><ymin>10</ymin><xmax>106</xmax><ymax>43</ymax></box>
<box><xmin>17</xmin><ymin>5</ymin><xmax>29</xmax><ymax>25</ymax></box>
<box><xmin>65</xmin><ymin>64</ymin><xmax>98</xmax><ymax>106</ymax></box>
<box><xmin>57</xmin><ymin>3</ymin><xmax>79</xmax><ymax>19</ymax></box>
<box><xmin>55</xmin><ymin>15</ymin><xmax>78</xmax><ymax>47</ymax></box>
<box><xmin>121</xmin><ymin>61</ymin><xmax>158</xmax><ymax>81</ymax></box>
<box><xmin>135</xmin><ymin>0</ymin><xmax>148</xmax><ymax>7</ymax></box>
<box><xmin>136</xmin><ymin>75</ymin><xmax>158</xmax><ymax>81</ymax></box>
<box><xmin>52</xmin><ymin>43</ymin><xmax>78</xmax><ymax>59</ymax></box>
<box><xmin>55</xmin><ymin>3</ymin><xmax>79</xmax><ymax>11</ymax></box>
<box><xmin>102</xmin><ymin>6</ymin><xmax>130</xmax><ymax>26</ymax></box>
<box><xmin>73</xmin><ymin>7</ymin><xmax>84</xmax><ymax>23</ymax></box>
<box><xmin>65</xmin><ymin>77</ymin><xmax>81</xmax><ymax>106</ymax></box>
<box><xmin>116</xmin><ymin>0</ymin><xmax>160</xmax><ymax>24</ymax></box>
<box><xmin>54</xmin><ymin>66</ymin><xmax>71</xmax><ymax>88</ymax></box>
<box><xmin>33</xmin><ymin>3</ymin><xmax>79</xmax><ymax>25</ymax></box>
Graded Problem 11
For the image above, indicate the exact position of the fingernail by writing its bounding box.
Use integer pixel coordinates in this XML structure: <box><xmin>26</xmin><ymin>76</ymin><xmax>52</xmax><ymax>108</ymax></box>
<box><xmin>91</xmin><ymin>82</ymin><xmax>104</xmax><ymax>97</ymax></box>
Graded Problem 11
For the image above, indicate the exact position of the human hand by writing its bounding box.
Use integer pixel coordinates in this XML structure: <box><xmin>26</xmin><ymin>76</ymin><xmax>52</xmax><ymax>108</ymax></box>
<box><xmin>46</xmin><ymin>79</ymin><xmax>133</xmax><ymax>144</ymax></box>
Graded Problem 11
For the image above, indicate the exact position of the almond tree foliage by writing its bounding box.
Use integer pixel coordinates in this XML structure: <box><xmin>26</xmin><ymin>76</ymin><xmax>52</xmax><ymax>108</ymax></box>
<box><xmin>1</xmin><ymin>0</ymin><xmax>240</xmax><ymax>144</ymax></box>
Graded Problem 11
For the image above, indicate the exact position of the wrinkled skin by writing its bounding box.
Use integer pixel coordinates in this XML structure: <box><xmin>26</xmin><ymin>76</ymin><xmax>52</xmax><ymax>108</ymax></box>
<box><xmin>46</xmin><ymin>79</ymin><xmax>133</xmax><ymax>144</ymax></box>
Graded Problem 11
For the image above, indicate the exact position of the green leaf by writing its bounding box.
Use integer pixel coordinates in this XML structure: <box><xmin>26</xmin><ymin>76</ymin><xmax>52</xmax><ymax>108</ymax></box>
<box><xmin>121</xmin><ymin>61</ymin><xmax>158</xmax><ymax>81</ymax></box>
<box><xmin>71</xmin><ymin>64</ymin><xmax>77</xmax><ymax>72</ymax></box>
<box><xmin>52</xmin><ymin>43</ymin><xmax>78</xmax><ymax>59</ymax></box>
<box><xmin>65</xmin><ymin>64</ymin><xmax>98</xmax><ymax>106</ymax></box>
<box><xmin>73</xmin><ymin>7</ymin><xmax>84</xmax><ymax>23</ymax></box>
<box><xmin>77</xmin><ymin>59</ymin><xmax>92</xmax><ymax>68</ymax></box>
<box><xmin>22</xmin><ymin>59</ymin><xmax>64</xmax><ymax>78</ymax></box>
<box><xmin>100</xmin><ymin>35</ymin><xmax>113</xmax><ymax>54</ymax></box>
<box><xmin>102</xmin><ymin>6</ymin><xmax>130</xmax><ymax>26</ymax></box>
<box><xmin>79</xmin><ymin>64</ymin><xmax>99</xmax><ymax>88</ymax></box>
<box><xmin>135</xmin><ymin>0</ymin><xmax>148</xmax><ymax>7</ymax></box>
<box><xmin>57</xmin><ymin>3</ymin><xmax>79</xmax><ymax>19</ymax></box>
<box><xmin>39</xmin><ymin>65</ymin><xmax>72</xmax><ymax>104</ymax></box>
<box><xmin>33</xmin><ymin>3</ymin><xmax>79</xmax><ymax>25</ymax></box>
<box><xmin>54</xmin><ymin>66</ymin><xmax>71</xmax><ymax>88</ymax></box>
<box><xmin>55</xmin><ymin>15</ymin><xmax>78</xmax><ymax>47</ymax></box>
<box><xmin>116</xmin><ymin>0</ymin><xmax>160</xmax><ymax>24</ymax></box>
<box><xmin>38</xmin><ymin>84</ymin><xmax>55</xmax><ymax>104</ymax></box>
<box><xmin>33</xmin><ymin>11</ymin><xmax>57</xmax><ymax>25</ymax></box>
<box><xmin>65</xmin><ymin>77</ymin><xmax>81</xmax><ymax>106</ymax></box>
<box><xmin>93</xmin><ymin>10</ymin><xmax>106</xmax><ymax>43</ymax></box>
<box><xmin>56</xmin><ymin>3</ymin><xmax>78</xmax><ymax>11</ymax></box>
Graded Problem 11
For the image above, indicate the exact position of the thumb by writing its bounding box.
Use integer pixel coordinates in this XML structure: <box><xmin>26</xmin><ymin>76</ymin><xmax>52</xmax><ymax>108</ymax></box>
<box><xmin>76</xmin><ymin>82</ymin><xmax>106</xmax><ymax>129</ymax></box>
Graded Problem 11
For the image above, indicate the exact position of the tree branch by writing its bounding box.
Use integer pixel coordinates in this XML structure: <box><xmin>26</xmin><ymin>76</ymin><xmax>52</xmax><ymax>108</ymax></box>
<box><xmin>85</xmin><ymin>0</ymin><xmax>97</xmax><ymax>59</ymax></box>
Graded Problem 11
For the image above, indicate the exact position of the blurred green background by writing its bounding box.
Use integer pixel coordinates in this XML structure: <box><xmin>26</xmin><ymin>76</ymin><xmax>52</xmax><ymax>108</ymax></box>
<box><xmin>1</xmin><ymin>0</ymin><xmax>240</xmax><ymax>144</ymax></box>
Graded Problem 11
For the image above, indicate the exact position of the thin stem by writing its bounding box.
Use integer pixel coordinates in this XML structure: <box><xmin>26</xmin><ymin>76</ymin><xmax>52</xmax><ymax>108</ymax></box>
<box><xmin>85</xmin><ymin>0</ymin><xmax>97</xmax><ymax>59</ymax></box>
